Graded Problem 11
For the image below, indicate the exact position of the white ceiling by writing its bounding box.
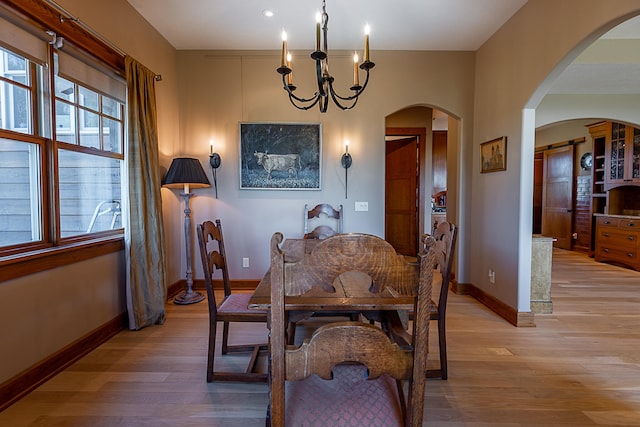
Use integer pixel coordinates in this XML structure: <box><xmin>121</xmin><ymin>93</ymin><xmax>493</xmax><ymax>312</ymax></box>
<box><xmin>127</xmin><ymin>0</ymin><xmax>640</xmax><ymax>95</ymax></box>
<box><xmin>126</xmin><ymin>0</ymin><xmax>528</xmax><ymax>51</ymax></box>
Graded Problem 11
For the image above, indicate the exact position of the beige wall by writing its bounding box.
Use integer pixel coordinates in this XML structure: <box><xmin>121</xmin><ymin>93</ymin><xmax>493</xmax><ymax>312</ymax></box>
<box><xmin>0</xmin><ymin>253</ymin><xmax>125</xmax><ymax>382</ymax></box>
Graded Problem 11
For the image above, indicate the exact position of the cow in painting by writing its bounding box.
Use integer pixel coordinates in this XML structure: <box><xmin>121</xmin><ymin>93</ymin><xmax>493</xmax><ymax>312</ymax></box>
<box><xmin>253</xmin><ymin>151</ymin><xmax>301</xmax><ymax>179</ymax></box>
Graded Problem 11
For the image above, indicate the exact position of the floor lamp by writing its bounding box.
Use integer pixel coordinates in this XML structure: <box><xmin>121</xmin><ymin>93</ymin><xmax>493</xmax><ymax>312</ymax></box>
<box><xmin>163</xmin><ymin>157</ymin><xmax>210</xmax><ymax>304</ymax></box>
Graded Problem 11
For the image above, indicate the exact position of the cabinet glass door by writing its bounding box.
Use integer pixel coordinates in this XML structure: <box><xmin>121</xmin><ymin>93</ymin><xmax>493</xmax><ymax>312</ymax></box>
<box><xmin>610</xmin><ymin>122</ymin><xmax>626</xmax><ymax>181</ymax></box>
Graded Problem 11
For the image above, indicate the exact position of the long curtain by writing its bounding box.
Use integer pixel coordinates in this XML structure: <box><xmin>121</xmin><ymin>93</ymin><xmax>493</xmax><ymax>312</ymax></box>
<box><xmin>125</xmin><ymin>56</ymin><xmax>167</xmax><ymax>330</ymax></box>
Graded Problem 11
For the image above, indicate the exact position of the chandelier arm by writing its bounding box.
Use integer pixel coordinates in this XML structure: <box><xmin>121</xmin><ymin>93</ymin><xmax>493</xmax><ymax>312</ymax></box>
<box><xmin>327</xmin><ymin>84</ymin><xmax>359</xmax><ymax>111</ymax></box>
<box><xmin>289</xmin><ymin>92</ymin><xmax>323</xmax><ymax>111</ymax></box>
<box><xmin>327</xmin><ymin>69</ymin><xmax>372</xmax><ymax>103</ymax></box>
<box><xmin>281</xmin><ymin>74</ymin><xmax>323</xmax><ymax>105</ymax></box>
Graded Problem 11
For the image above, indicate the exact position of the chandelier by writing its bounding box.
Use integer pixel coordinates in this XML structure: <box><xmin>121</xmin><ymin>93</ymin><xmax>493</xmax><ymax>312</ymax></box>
<box><xmin>276</xmin><ymin>0</ymin><xmax>375</xmax><ymax>113</ymax></box>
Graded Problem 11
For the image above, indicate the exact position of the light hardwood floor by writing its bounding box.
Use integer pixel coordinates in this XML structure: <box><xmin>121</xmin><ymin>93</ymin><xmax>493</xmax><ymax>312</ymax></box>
<box><xmin>1</xmin><ymin>249</ymin><xmax>639</xmax><ymax>426</ymax></box>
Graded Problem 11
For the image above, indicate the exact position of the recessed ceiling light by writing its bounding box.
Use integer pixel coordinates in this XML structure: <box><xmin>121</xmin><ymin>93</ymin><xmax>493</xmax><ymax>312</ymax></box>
<box><xmin>263</xmin><ymin>9</ymin><xmax>274</xmax><ymax>18</ymax></box>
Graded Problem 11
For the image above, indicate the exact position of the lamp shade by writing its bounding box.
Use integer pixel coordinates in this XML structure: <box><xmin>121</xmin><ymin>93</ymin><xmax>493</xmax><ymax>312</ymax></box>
<box><xmin>162</xmin><ymin>157</ymin><xmax>210</xmax><ymax>189</ymax></box>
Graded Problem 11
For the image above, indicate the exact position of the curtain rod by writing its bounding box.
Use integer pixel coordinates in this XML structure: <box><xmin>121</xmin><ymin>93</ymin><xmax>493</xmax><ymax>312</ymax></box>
<box><xmin>43</xmin><ymin>0</ymin><xmax>162</xmax><ymax>81</ymax></box>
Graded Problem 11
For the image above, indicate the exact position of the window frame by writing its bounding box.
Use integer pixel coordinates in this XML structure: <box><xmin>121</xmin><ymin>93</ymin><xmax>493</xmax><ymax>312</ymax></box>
<box><xmin>0</xmin><ymin>0</ymin><xmax>127</xmax><ymax>277</ymax></box>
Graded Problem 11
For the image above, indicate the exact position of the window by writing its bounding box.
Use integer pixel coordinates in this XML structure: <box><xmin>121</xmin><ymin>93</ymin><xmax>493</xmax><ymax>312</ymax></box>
<box><xmin>0</xmin><ymin>136</ymin><xmax>42</xmax><ymax>247</ymax></box>
<box><xmin>0</xmin><ymin>48</ymin><xmax>31</xmax><ymax>133</ymax></box>
<box><xmin>53</xmin><ymin>63</ymin><xmax>124</xmax><ymax>239</ymax></box>
<box><xmin>0</xmin><ymin>46</ymin><xmax>45</xmax><ymax>250</ymax></box>
<box><xmin>0</xmin><ymin>15</ymin><xmax>126</xmax><ymax>256</ymax></box>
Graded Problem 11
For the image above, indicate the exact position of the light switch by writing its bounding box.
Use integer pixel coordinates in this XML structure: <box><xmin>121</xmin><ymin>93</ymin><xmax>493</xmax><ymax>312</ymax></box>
<box><xmin>355</xmin><ymin>202</ymin><xmax>368</xmax><ymax>211</ymax></box>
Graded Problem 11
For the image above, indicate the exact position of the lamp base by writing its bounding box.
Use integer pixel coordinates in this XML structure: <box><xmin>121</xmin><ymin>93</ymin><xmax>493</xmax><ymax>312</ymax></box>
<box><xmin>173</xmin><ymin>290</ymin><xmax>205</xmax><ymax>305</ymax></box>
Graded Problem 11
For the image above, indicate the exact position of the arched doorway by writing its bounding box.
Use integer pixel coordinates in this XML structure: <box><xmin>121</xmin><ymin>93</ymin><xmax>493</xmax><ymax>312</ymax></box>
<box><xmin>384</xmin><ymin>106</ymin><xmax>457</xmax><ymax>258</ymax></box>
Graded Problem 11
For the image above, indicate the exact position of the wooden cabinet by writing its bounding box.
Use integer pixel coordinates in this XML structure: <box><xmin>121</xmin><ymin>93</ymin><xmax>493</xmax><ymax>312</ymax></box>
<box><xmin>605</xmin><ymin>122</ymin><xmax>640</xmax><ymax>188</ymax></box>
<box><xmin>587</xmin><ymin>122</ymin><xmax>640</xmax><ymax>265</ymax></box>
<box><xmin>595</xmin><ymin>215</ymin><xmax>640</xmax><ymax>271</ymax></box>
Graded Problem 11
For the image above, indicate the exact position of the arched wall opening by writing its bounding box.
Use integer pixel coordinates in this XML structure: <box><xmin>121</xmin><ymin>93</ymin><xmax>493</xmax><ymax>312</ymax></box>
<box><xmin>384</xmin><ymin>105</ymin><xmax>463</xmax><ymax>278</ymax></box>
<box><xmin>522</xmin><ymin>12</ymin><xmax>640</xmax><ymax>310</ymax></box>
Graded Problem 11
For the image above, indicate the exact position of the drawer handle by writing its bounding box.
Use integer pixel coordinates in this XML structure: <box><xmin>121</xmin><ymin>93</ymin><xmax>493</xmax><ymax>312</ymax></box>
<box><xmin>629</xmin><ymin>236</ymin><xmax>636</xmax><ymax>241</ymax></box>
<box><xmin>628</xmin><ymin>223</ymin><xmax>635</xmax><ymax>227</ymax></box>
<box><xmin>628</xmin><ymin>253</ymin><xmax>634</xmax><ymax>258</ymax></box>
<box><xmin>604</xmin><ymin>233</ymin><xmax>610</xmax><ymax>237</ymax></box>
<box><xmin>604</xmin><ymin>248</ymin><xmax>610</xmax><ymax>253</ymax></box>
<box><xmin>604</xmin><ymin>220</ymin><xmax>611</xmax><ymax>224</ymax></box>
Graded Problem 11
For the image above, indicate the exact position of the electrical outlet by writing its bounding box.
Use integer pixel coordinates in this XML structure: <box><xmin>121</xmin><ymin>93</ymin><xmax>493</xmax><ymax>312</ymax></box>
<box><xmin>242</xmin><ymin>257</ymin><xmax>249</xmax><ymax>268</ymax></box>
<box><xmin>488</xmin><ymin>268</ymin><xmax>495</xmax><ymax>284</ymax></box>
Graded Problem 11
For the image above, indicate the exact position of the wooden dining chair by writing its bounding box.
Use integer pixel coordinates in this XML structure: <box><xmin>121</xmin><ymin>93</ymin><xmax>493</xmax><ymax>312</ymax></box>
<box><xmin>424</xmin><ymin>220</ymin><xmax>458</xmax><ymax>380</ymax></box>
<box><xmin>303</xmin><ymin>203</ymin><xmax>343</xmax><ymax>239</ymax></box>
<box><xmin>267</xmin><ymin>231</ymin><xmax>437</xmax><ymax>426</ymax></box>
<box><xmin>294</xmin><ymin>204</ymin><xmax>354</xmax><ymax>343</ymax></box>
<box><xmin>197</xmin><ymin>219</ymin><xmax>268</xmax><ymax>383</ymax></box>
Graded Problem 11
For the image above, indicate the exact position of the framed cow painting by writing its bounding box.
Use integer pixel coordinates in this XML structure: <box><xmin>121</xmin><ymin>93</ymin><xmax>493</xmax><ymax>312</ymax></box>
<box><xmin>239</xmin><ymin>122</ymin><xmax>322</xmax><ymax>190</ymax></box>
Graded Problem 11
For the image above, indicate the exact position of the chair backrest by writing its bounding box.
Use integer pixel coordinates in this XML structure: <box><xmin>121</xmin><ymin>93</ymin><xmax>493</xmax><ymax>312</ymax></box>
<box><xmin>303</xmin><ymin>203</ymin><xmax>343</xmax><ymax>239</ymax></box>
<box><xmin>197</xmin><ymin>219</ymin><xmax>231</xmax><ymax>314</ymax></box>
<box><xmin>269</xmin><ymin>232</ymin><xmax>436</xmax><ymax>426</ymax></box>
<box><xmin>426</xmin><ymin>221</ymin><xmax>457</xmax><ymax>312</ymax></box>
<box><xmin>280</xmin><ymin>232</ymin><xmax>420</xmax><ymax>296</ymax></box>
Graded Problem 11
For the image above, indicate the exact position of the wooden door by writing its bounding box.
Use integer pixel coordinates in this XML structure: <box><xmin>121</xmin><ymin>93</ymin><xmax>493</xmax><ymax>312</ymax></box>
<box><xmin>542</xmin><ymin>145</ymin><xmax>574</xmax><ymax>249</ymax></box>
<box><xmin>432</xmin><ymin>131</ymin><xmax>447</xmax><ymax>195</ymax></box>
<box><xmin>385</xmin><ymin>137</ymin><xmax>418</xmax><ymax>256</ymax></box>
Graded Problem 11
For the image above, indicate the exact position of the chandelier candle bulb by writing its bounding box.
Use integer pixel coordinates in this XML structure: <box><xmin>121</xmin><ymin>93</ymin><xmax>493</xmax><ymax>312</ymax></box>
<box><xmin>364</xmin><ymin>25</ymin><xmax>370</xmax><ymax>62</ymax></box>
<box><xmin>353</xmin><ymin>52</ymin><xmax>359</xmax><ymax>86</ymax></box>
<box><xmin>281</xmin><ymin>30</ymin><xmax>287</xmax><ymax>67</ymax></box>
<box><xmin>316</xmin><ymin>12</ymin><xmax>321</xmax><ymax>51</ymax></box>
<box><xmin>287</xmin><ymin>53</ymin><xmax>293</xmax><ymax>85</ymax></box>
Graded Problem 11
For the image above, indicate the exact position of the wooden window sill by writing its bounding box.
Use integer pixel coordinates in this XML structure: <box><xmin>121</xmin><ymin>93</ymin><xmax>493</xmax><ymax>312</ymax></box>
<box><xmin>0</xmin><ymin>236</ymin><xmax>125</xmax><ymax>282</ymax></box>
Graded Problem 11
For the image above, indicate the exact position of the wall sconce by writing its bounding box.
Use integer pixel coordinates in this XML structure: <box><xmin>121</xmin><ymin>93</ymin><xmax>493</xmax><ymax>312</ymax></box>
<box><xmin>162</xmin><ymin>157</ymin><xmax>210</xmax><ymax>305</ymax></box>
<box><xmin>341</xmin><ymin>140</ymin><xmax>352</xmax><ymax>199</ymax></box>
<box><xmin>209</xmin><ymin>143</ymin><xmax>221</xmax><ymax>198</ymax></box>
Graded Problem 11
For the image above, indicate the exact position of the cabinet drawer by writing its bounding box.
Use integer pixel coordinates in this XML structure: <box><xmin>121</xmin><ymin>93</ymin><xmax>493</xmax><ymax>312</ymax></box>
<box><xmin>596</xmin><ymin>216</ymin><xmax>620</xmax><ymax>228</ymax></box>
<box><xmin>618</xmin><ymin>218</ymin><xmax>639</xmax><ymax>230</ymax></box>
<box><xmin>596</xmin><ymin>216</ymin><xmax>640</xmax><ymax>232</ymax></box>
<box><xmin>596</xmin><ymin>245</ymin><xmax>638</xmax><ymax>263</ymax></box>
<box><xmin>598</xmin><ymin>228</ymin><xmax>639</xmax><ymax>247</ymax></box>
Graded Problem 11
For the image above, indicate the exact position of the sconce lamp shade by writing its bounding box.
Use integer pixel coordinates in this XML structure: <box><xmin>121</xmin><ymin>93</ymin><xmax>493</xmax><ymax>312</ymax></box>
<box><xmin>163</xmin><ymin>157</ymin><xmax>210</xmax><ymax>189</ymax></box>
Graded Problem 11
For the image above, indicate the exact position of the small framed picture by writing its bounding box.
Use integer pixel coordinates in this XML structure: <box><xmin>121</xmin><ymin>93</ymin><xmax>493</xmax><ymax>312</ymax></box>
<box><xmin>480</xmin><ymin>136</ymin><xmax>507</xmax><ymax>173</ymax></box>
